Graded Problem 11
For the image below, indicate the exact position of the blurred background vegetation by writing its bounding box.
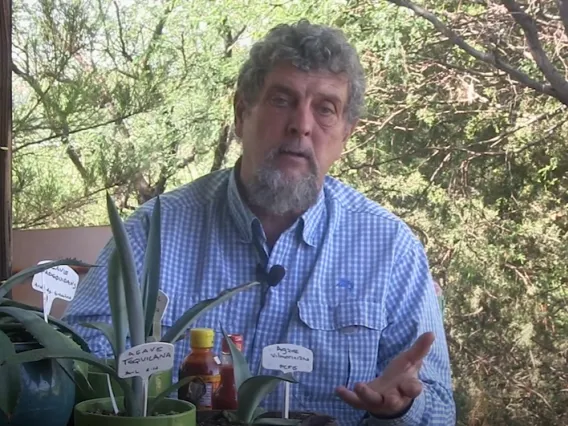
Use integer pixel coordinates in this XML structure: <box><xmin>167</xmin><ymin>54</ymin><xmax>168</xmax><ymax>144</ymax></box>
<box><xmin>10</xmin><ymin>0</ymin><xmax>568</xmax><ymax>424</ymax></box>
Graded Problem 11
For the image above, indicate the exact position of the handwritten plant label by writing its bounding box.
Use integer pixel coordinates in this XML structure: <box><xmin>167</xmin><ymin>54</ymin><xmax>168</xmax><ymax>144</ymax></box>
<box><xmin>152</xmin><ymin>290</ymin><xmax>169</xmax><ymax>339</ymax></box>
<box><xmin>31</xmin><ymin>260</ymin><xmax>79</xmax><ymax>320</ymax></box>
<box><xmin>117</xmin><ymin>342</ymin><xmax>174</xmax><ymax>380</ymax></box>
<box><xmin>262</xmin><ymin>343</ymin><xmax>313</xmax><ymax>374</ymax></box>
<box><xmin>153</xmin><ymin>290</ymin><xmax>168</xmax><ymax>322</ymax></box>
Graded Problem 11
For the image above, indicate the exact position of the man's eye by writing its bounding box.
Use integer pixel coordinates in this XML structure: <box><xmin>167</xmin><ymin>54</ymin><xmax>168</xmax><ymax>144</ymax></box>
<box><xmin>318</xmin><ymin>105</ymin><xmax>335</xmax><ymax>115</ymax></box>
<box><xmin>271</xmin><ymin>97</ymin><xmax>289</xmax><ymax>106</ymax></box>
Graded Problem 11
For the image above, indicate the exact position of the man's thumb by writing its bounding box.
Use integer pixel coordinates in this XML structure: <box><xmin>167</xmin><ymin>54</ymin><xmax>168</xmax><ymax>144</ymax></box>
<box><xmin>406</xmin><ymin>332</ymin><xmax>435</xmax><ymax>365</ymax></box>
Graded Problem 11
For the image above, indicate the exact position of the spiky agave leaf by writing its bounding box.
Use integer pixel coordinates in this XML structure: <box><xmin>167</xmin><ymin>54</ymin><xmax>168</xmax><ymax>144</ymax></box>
<box><xmin>107</xmin><ymin>248</ymin><xmax>128</xmax><ymax>356</ymax></box>
<box><xmin>237</xmin><ymin>374</ymin><xmax>298</xmax><ymax>424</ymax></box>
<box><xmin>221</xmin><ymin>324</ymin><xmax>252</xmax><ymax>390</ymax></box>
<box><xmin>141</xmin><ymin>196</ymin><xmax>162</xmax><ymax>339</ymax></box>
<box><xmin>0</xmin><ymin>329</ymin><xmax>20</xmax><ymax>418</ymax></box>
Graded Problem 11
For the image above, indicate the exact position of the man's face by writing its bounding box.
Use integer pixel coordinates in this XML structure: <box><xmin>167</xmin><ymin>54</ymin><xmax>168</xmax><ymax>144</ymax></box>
<box><xmin>235</xmin><ymin>63</ymin><xmax>357</xmax><ymax>215</ymax></box>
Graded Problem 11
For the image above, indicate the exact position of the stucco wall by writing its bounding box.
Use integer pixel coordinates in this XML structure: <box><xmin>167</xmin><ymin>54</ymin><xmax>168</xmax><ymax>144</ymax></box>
<box><xmin>11</xmin><ymin>226</ymin><xmax>111</xmax><ymax>318</ymax></box>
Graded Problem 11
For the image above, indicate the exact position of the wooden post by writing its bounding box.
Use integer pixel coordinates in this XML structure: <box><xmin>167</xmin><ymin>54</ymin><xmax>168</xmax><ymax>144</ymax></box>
<box><xmin>0</xmin><ymin>0</ymin><xmax>12</xmax><ymax>286</ymax></box>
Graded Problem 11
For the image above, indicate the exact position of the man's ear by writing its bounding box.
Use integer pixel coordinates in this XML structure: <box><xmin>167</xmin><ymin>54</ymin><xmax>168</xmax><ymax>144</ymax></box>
<box><xmin>342</xmin><ymin>118</ymin><xmax>359</xmax><ymax>145</ymax></box>
<box><xmin>233</xmin><ymin>92</ymin><xmax>247</xmax><ymax>138</ymax></box>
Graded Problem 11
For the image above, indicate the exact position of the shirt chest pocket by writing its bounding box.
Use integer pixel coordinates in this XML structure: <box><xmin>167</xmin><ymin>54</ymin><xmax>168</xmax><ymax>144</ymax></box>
<box><xmin>295</xmin><ymin>300</ymin><xmax>385</xmax><ymax>402</ymax></box>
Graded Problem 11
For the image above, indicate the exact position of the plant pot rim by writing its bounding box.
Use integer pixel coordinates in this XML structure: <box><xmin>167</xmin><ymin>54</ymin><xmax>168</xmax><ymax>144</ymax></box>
<box><xmin>74</xmin><ymin>396</ymin><xmax>196</xmax><ymax>419</ymax></box>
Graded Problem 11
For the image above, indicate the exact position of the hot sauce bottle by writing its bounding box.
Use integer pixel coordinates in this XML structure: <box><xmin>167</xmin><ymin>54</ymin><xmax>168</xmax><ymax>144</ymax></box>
<box><xmin>178</xmin><ymin>328</ymin><xmax>221</xmax><ymax>410</ymax></box>
<box><xmin>212</xmin><ymin>333</ymin><xmax>244</xmax><ymax>410</ymax></box>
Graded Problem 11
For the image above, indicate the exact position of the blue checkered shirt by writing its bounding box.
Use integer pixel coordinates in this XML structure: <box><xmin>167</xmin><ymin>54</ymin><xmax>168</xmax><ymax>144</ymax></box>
<box><xmin>63</xmin><ymin>165</ymin><xmax>455</xmax><ymax>425</ymax></box>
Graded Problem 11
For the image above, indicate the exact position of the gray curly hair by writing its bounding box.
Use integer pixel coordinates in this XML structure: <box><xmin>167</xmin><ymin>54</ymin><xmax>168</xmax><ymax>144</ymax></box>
<box><xmin>236</xmin><ymin>19</ymin><xmax>366</xmax><ymax>123</ymax></box>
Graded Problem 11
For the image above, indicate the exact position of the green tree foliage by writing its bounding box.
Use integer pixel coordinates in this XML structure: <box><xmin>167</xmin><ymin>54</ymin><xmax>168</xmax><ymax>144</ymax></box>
<box><xmin>11</xmin><ymin>0</ymin><xmax>568</xmax><ymax>424</ymax></box>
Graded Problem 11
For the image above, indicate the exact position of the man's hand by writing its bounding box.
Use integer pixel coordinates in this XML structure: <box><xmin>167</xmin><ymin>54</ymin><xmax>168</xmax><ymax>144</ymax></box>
<box><xmin>335</xmin><ymin>332</ymin><xmax>435</xmax><ymax>418</ymax></box>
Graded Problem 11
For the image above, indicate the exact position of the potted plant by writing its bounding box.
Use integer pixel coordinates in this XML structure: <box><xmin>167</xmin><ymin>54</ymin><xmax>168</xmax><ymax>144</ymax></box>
<box><xmin>0</xmin><ymin>259</ymin><xmax>97</xmax><ymax>426</ymax></box>
<box><xmin>74</xmin><ymin>193</ymin><xmax>172</xmax><ymax>403</ymax></box>
<box><xmin>1</xmin><ymin>193</ymin><xmax>262</xmax><ymax>426</ymax></box>
<box><xmin>194</xmin><ymin>327</ymin><xmax>338</xmax><ymax>426</ymax></box>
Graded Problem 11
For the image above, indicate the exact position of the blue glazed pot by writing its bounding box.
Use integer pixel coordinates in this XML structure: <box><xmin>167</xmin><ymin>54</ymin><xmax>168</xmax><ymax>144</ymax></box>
<box><xmin>0</xmin><ymin>340</ymin><xmax>76</xmax><ymax>426</ymax></box>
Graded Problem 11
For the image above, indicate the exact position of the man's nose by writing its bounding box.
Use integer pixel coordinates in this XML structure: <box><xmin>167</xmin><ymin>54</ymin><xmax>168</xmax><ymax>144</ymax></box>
<box><xmin>287</xmin><ymin>104</ymin><xmax>313</xmax><ymax>137</ymax></box>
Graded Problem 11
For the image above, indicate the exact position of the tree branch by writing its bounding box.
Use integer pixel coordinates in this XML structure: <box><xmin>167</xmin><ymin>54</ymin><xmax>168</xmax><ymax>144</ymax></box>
<box><xmin>386</xmin><ymin>0</ymin><xmax>568</xmax><ymax>106</ymax></box>
<box><xmin>557</xmin><ymin>0</ymin><xmax>568</xmax><ymax>39</ymax></box>
<box><xmin>13</xmin><ymin>109</ymin><xmax>147</xmax><ymax>152</ymax></box>
<box><xmin>113</xmin><ymin>0</ymin><xmax>133</xmax><ymax>62</ymax></box>
<box><xmin>502</xmin><ymin>0</ymin><xmax>568</xmax><ymax>98</ymax></box>
<box><xmin>13</xmin><ymin>183</ymin><xmax>122</xmax><ymax>229</ymax></box>
<box><xmin>211</xmin><ymin>123</ymin><xmax>230</xmax><ymax>172</ymax></box>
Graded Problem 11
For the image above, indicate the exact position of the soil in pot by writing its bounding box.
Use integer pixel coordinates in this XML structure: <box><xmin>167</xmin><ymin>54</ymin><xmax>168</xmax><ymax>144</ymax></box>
<box><xmin>74</xmin><ymin>396</ymin><xmax>196</xmax><ymax>426</ymax></box>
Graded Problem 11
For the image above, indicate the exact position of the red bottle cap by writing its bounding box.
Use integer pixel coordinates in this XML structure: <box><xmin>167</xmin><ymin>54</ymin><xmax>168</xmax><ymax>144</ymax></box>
<box><xmin>222</xmin><ymin>334</ymin><xmax>243</xmax><ymax>353</ymax></box>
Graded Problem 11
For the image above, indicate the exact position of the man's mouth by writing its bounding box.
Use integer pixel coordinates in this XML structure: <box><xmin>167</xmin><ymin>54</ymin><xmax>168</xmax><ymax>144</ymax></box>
<box><xmin>279</xmin><ymin>150</ymin><xmax>308</xmax><ymax>159</ymax></box>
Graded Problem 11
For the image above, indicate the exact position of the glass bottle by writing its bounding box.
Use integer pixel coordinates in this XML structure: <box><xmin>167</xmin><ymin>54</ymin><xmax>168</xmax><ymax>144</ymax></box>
<box><xmin>178</xmin><ymin>328</ymin><xmax>221</xmax><ymax>410</ymax></box>
<box><xmin>212</xmin><ymin>333</ymin><xmax>244</xmax><ymax>410</ymax></box>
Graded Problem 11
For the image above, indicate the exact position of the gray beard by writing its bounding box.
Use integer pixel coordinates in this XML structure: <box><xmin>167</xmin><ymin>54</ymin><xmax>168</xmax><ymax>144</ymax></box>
<box><xmin>244</xmin><ymin>152</ymin><xmax>321</xmax><ymax>216</ymax></box>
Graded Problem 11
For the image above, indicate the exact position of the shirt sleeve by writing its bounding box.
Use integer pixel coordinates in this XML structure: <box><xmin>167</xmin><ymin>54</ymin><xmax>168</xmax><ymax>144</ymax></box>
<box><xmin>61</xmin><ymin>204</ymin><xmax>151</xmax><ymax>357</ymax></box>
<box><xmin>366</xmin><ymin>231</ymin><xmax>456</xmax><ymax>425</ymax></box>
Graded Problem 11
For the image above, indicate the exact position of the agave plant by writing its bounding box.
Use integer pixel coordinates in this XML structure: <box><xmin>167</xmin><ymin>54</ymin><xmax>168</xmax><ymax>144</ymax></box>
<box><xmin>1</xmin><ymin>193</ymin><xmax>262</xmax><ymax>418</ymax></box>
<box><xmin>217</xmin><ymin>326</ymin><xmax>301</xmax><ymax>426</ymax></box>
<box><xmin>0</xmin><ymin>258</ymin><xmax>97</xmax><ymax>420</ymax></box>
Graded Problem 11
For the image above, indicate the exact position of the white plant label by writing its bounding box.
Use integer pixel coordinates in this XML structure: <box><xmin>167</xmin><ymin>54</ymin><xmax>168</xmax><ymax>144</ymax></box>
<box><xmin>117</xmin><ymin>342</ymin><xmax>174</xmax><ymax>380</ymax></box>
<box><xmin>262</xmin><ymin>343</ymin><xmax>314</xmax><ymax>374</ymax></box>
<box><xmin>31</xmin><ymin>260</ymin><xmax>79</xmax><ymax>321</ymax></box>
<box><xmin>152</xmin><ymin>290</ymin><xmax>169</xmax><ymax>339</ymax></box>
<box><xmin>262</xmin><ymin>343</ymin><xmax>313</xmax><ymax>419</ymax></box>
<box><xmin>117</xmin><ymin>342</ymin><xmax>175</xmax><ymax>417</ymax></box>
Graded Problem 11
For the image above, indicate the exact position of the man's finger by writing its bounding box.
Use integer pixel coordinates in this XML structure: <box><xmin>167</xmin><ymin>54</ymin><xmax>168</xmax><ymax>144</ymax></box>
<box><xmin>353</xmin><ymin>382</ymin><xmax>384</xmax><ymax>407</ymax></box>
<box><xmin>398</xmin><ymin>378</ymin><xmax>423</xmax><ymax>399</ymax></box>
<box><xmin>405</xmin><ymin>331</ymin><xmax>435</xmax><ymax>365</ymax></box>
<box><xmin>335</xmin><ymin>386</ymin><xmax>367</xmax><ymax>410</ymax></box>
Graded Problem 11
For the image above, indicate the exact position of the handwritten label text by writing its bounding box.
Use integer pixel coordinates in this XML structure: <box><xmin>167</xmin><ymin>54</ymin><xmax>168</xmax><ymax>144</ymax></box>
<box><xmin>117</xmin><ymin>342</ymin><xmax>174</xmax><ymax>379</ymax></box>
<box><xmin>262</xmin><ymin>343</ymin><xmax>313</xmax><ymax>374</ymax></box>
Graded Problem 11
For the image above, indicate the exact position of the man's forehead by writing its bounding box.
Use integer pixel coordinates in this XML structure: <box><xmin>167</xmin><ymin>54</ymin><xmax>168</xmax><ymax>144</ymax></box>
<box><xmin>262</xmin><ymin>65</ymin><xmax>349</xmax><ymax>100</ymax></box>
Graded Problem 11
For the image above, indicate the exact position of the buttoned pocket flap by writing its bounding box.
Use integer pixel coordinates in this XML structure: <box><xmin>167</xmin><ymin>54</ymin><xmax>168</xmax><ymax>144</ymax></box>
<box><xmin>334</xmin><ymin>300</ymin><xmax>384</xmax><ymax>331</ymax></box>
<box><xmin>297</xmin><ymin>301</ymin><xmax>336</xmax><ymax>330</ymax></box>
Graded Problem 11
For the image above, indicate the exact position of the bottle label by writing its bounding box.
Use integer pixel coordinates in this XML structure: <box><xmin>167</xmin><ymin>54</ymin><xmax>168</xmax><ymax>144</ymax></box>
<box><xmin>179</xmin><ymin>374</ymin><xmax>221</xmax><ymax>410</ymax></box>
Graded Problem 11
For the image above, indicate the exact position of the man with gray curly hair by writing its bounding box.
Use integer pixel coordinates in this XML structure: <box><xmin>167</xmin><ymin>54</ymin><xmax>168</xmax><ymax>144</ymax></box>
<box><xmin>64</xmin><ymin>19</ymin><xmax>455</xmax><ymax>426</ymax></box>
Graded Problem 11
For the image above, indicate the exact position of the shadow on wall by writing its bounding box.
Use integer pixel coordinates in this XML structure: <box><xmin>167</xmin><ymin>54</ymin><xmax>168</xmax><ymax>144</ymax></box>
<box><xmin>11</xmin><ymin>226</ymin><xmax>111</xmax><ymax>318</ymax></box>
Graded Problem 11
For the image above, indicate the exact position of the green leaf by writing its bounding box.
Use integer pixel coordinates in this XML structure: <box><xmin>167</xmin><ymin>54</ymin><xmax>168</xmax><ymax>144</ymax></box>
<box><xmin>0</xmin><ymin>259</ymin><xmax>95</xmax><ymax>300</ymax></box>
<box><xmin>0</xmin><ymin>307</ymin><xmax>79</xmax><ymax>353</ymax></box>
<box><xmin>142</xmin><ymin>196</ymin><xmax>162</xmax><ymax>339</ymax></box>
<box><xmin>106</xmin><ymin>193</ymin><xmax>145</xmax><ymax>348</ymax></box>
<box><xmin>237</xmin><ymin>374</ymin><xmax>298</xmax><ymax>423</ymax></box>
<box><xmin>221</xmin><ymin>324</ymin><xmax>251</xmax><ymax>390</ymax></box>
<box><xmin>0</xmin><ymin>347</ymin><xmax>137</xmax><ymax>416</ymax></box>
<box><xmin>146</xmin><ymin>375</ymin><xmax>194</xmax><ymax>414</ymax></box>
<box><xmin>253</xmin><ymin>419</ymin><xmax>302</xmax><ymax>425</ymax></box>
<box><xmin>0</xmin><ymin>300</ymin><xmax>91</xmax><ymax>352</ymax></box>
<box><xmin>107</xmin><ymin>248</ymin><xmax>128</xmax><ymax>356</ymax></box>
<box><xmin>161</xmin><ymin>280</ymin><xmax>262</xmax><ymax>344</ymax></box>
<box><xmin>105</xmin><ymin>192</ymin><xmax>145</xmax><ymax>414</ymax></box>
<box><xmin>72</xmin><ymin>360</ymin><xmax>96</xmax><ymax>399</ymax></box>
<box><xmin>0</xmin><ymin>329</ymin><xmax>20</xmax><ymax>418</ymax></box>
<box><xmin>80</xmin><ymin>322</ymin><xmax>118</xmax><ymax>358</ymax></box>
<box><xmin>53</xmin><ymin>356</ymin><xmax>94</xmax><ymax>400</ymax></box>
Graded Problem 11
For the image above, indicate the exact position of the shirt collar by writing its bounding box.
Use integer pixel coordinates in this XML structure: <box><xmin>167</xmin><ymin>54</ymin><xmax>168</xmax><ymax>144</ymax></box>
<box><xmin>226</xmin><ymin>158</ymin><xmax>327</xmax><ymax>247</ymax></box>
<box><xmin>227</xmin><ymin>160</ymin><xmax>258</xmax><ymax>244</ymax></box>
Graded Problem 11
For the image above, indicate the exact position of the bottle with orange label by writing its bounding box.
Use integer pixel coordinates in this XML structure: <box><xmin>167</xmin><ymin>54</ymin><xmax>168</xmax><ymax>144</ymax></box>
<box><xmin>178</xmin><ymin>328</ymin><xmax>221</xmax><ymax>410</ymax></box>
